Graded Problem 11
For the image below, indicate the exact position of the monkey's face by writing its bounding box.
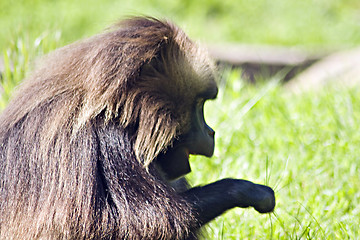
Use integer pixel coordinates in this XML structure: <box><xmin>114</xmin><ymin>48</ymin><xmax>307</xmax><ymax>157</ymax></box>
<box><xmin>137</xmin><ymin>39</ymin><xmax>218</xmax><ymax>180</ymax></box>
<box><xmin>155</xmin><ymin>79</ymin><xmax>218</xmax><ymax>181</ymax></box>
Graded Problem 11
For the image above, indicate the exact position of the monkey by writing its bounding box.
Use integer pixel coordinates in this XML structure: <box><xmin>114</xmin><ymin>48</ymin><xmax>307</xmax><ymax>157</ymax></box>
<box><xmin>0</xmin><ymin>17</ymin><xmax>275</xmax><ymax>239</ymax></box>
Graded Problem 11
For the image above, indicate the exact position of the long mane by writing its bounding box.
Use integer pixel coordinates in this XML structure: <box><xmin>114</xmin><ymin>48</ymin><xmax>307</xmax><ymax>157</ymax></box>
<box><xmin>0</xmin><ymin>17</ymin><xmax>217</xmax><ymax>239</ymax></box>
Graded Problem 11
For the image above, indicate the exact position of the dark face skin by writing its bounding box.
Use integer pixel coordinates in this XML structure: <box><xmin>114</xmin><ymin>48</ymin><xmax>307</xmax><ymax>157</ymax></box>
<box><xmin>156</xmin><ymin>85</ymin><xmax>218</xmax><ymax>181</ymax></box>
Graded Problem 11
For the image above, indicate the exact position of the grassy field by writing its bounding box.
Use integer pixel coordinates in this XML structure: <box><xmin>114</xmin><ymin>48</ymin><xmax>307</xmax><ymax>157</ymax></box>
<box><xmin>189</xmin><ymin>72</ymin><xmax>360</xmax><ymax>239</ymax></box>
<box><xmin>1</xmin><ymin>0</ymin><xmax>360</xmax><ymax>239</ymax></box>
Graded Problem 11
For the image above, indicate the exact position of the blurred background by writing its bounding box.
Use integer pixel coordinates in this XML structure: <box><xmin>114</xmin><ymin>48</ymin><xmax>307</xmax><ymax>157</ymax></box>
<box><xmin>1</xmin><ymin>0</ymin><xmax>360</xmax><ymax>47</ymax></box>
<box><xmin>1</xmin><ymin>0</ymin><xmax>360</xmax><ymax>239</ymax></box>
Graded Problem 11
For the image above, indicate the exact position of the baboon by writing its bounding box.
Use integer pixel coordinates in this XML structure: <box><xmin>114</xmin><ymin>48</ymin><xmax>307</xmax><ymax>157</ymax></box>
<box><xmin>0</xmin><ymin>17</ymin><xmax>275</xmax><ymax>239</ymax></box>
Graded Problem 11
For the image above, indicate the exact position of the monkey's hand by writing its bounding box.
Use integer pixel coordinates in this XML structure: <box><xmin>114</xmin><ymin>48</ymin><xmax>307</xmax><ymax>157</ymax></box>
<box><xmin>183</xmin><ymin>178</ymin><xmax>275</xmax><ymax>227</ymax></box>
<box><xmin>229</xmin><ymin>179</ymin><xmax>275</xmax><ymax>214</ymax></box>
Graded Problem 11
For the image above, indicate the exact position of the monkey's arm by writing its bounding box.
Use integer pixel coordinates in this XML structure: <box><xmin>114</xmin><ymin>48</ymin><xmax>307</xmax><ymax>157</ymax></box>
<box><xmin>182</xmin><ymin>178</ymin><xmax>275</xmax><ymax>226</ymax></box>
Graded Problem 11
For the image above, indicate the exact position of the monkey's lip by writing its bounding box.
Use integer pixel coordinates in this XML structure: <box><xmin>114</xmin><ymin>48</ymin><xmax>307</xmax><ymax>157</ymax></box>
<box><xmin>185</xmin><ymin>149</ymin><xmax>197</xmax><ymax>159</ymax></box>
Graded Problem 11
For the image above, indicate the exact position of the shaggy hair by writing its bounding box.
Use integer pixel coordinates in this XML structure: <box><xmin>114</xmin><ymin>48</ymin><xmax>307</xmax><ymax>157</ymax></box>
<box><xmin>0</xmin><ymin>17</ymin><xmax>216</xmax><ymax>239</ymax></box>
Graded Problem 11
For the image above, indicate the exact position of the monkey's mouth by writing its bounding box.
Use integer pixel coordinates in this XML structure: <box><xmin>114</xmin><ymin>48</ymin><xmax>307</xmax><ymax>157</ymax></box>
<box><xmin>185</xmin><ymin>148</ymin><xmax>197</xmax><ymax>159</ymax></box>
<box><xmin>155</xmin><ymin>145</ymin><xmax>192</xmax><ymax>180</ymax></box>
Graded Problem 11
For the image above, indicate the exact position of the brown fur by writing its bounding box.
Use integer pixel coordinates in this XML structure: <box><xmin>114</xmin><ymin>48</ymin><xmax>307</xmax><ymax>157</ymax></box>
<box><xmin>0</xmin><ymin>17</ymin><xmax>216</xmax><ymax>239</ymax></box>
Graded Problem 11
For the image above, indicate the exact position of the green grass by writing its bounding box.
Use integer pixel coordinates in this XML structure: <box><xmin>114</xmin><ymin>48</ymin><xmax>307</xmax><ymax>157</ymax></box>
<box><xmin>1</xmin><ymin>0</ymin><xmax>360</xmax><ymax>49</ymax></box>
<box><xmin>188</xmin><ymin>71</ymin><xmax>360</xmax><ymax>239</ymax></box>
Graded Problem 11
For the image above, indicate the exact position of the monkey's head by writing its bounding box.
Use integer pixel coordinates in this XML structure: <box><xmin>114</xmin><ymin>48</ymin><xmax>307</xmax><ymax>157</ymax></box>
<box><xmin>108</xmin><ymin>17</ymin><xmax>218</xmax><ymax>180</ymax></box>
<box><xmin>134</xmin><ymin>19</ymin><xmax>218</xmax><ymax>180</ymax></box>
<box><xmin>4</xmin><ymin>17</ymin><xmax>217</xmax><ymax>181</ymax></box>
